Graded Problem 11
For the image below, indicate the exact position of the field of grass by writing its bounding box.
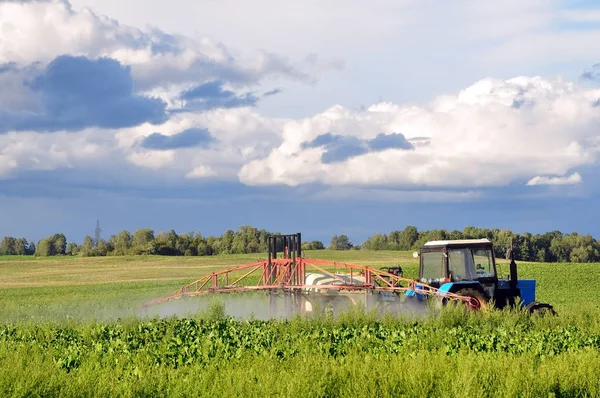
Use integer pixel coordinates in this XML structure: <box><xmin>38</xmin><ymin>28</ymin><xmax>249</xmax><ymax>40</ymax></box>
<box><xmin>1</xmin><ymin>250</ymin><xmax>598</xmax><ymax>321</ymax></box>
<box><xmin>0</xmin><ymin>250</ymin><xmax>423</xmax><ymax>322</ymax></box>
<box><xmin>1</xmin><ymin>250</ymin><xmax>600</xmax><ymax>397</ymax></box>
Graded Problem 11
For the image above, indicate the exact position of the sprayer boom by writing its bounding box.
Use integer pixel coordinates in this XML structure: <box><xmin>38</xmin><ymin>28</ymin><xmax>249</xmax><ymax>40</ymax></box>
<box><xmin>142</xmin><ymin>233</ymin><xmax>478</xmax><ymax>313</ymax></box>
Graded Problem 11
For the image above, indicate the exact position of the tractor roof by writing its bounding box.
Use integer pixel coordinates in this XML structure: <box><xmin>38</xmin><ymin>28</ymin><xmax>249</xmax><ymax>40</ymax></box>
<box><xmin>423</xmin><ymin>238</ymin><xmax>492</xmax><ymax>247</ymax></box>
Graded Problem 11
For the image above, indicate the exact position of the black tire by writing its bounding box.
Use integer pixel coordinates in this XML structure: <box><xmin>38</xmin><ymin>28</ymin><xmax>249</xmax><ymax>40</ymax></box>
<box><xmin>525</xmin><ymin>302</ymin><xmax>557</xmax><ymax>316</ymax></box>
<box><xmin>454</xmin><ymin>288</ymin><xmax>490</xmax><ymax>311</ymax></box>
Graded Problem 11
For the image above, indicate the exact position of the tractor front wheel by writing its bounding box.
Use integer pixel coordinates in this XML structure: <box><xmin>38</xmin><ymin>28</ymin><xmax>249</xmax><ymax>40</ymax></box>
<box><xmin>454</xmin><ymin>288</ymin><xmax>489</xmax><ymax>311</ymax></box>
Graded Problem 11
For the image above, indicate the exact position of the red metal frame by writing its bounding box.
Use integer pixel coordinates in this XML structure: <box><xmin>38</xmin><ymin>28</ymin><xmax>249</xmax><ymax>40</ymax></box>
<box><xmin>142</xmin><ymin>257</ymin><xmax>478</xmax><ymax>309</ymax></box>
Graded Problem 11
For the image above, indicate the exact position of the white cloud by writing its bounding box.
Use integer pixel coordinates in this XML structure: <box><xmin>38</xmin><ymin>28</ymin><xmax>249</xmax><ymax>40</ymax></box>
<box><xmin>185</xmin><ymin>165</ymin><xmax>216</xmax><ymax>179</ymax></box>
<box><xmin>1</xmin><ymin>73</ymin><xmax>599</xmax><ymax>195</ymax></box>
<box><xmin>0</xmin><ymin>154</ymin><xmax>17</xmax><ymax>177</ymax></box>
<box><xmin>0</xmin><ymin>106</ymin><xmax>284</xmax><ymax>185</ymax></box>
<box><xmin>127</xmin><ymin>150</ymin><xmax>174</xmax><ymax>169</ymax></box>
<box><xmin>0</xmin><ymin>0</ymin><xmax>319</xmax><ymax>96</ymax></box>
<box><xmin>2</xmin><ymin>0</ymin><xmax>600</xmax><ymax>200</ymax></box>
<box><xmin>58</xmin><ymin>0</ymin><xmax>600</xmax><ymax>121</ymax></box>
<box><xmin>113</xmin><ymin>107</ymin><xmax>284</xmax><ymax>179</ymax></box>
<box><xmin>526</xmin><ymin>172</ymin><xmax>583</xmax><ymax>186</ymax></box>
<box><xmin>238</xmin><ymin>76</ymin><xmax>600</xmax><ymax>188</ymax></box>
<box><xmin>0</xmin><ymin>129</ymin><xmax>116</xmax><ymax>178</ymax></box>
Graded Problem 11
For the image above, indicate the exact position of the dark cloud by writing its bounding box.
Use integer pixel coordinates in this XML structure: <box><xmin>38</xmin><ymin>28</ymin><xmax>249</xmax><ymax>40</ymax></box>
<box><xmin>511</xmin><ymin>98</ymin><xmax>537</xmax><ymax>109</ymax></box>
<box><xmin>3</xmin><ymin>173</ymin><xmax>597</xmax><ymax>249</ymax></box>
<box><xmin>320</xmin><ymin>137</ymin><xmax>368</xmax><ymax>164</ymax></box>
<box><xmin>0</xmin><ymin>62</ymin><xmax>18</xmax><ymax>74</ymax></box>
<box><xmin>263</xmin><ymin>89</ymin><xmax>282</xmax><ymax>96</ymax></box>
<box><xmin>581</xmin><ymin>63</ymin><xmax>600</xmax><ymax>81</ymax></box>
<box><xmin>0</xmin><ymin>55</ymin><xmax>167</xmax><ymax>133</ymax></box>
<box><xmin>1</xmin><ymin>1</ymin><xmax>319</xmax><ymax>96</ymax></box>
<box><xmin>367</xmin><ymin>133</ymin><xmax>413</xmax><ymax>151</ymax></box>
<box><xmin>176</xmin><ymin>80</ymin><xmax>259</xmax><ymax>111</ymax></box>
<box><xmin>303</xmin><ymin>132</ymin><xmax>340</xmax><ymax>148</ymax></box>
<box><xmin>510</xmin><ymin>87</ymin><xmax>535</xmax><ymax>109</ymax></box>
<box><xmin>302</xmin><ymin>132</ymin><xmax>414</xmax><ymax>163</ymax></box>
<box><xmin>140</xmin><ymin>128</ymin><xmax>215</xmax><ymax>150</ymax></box>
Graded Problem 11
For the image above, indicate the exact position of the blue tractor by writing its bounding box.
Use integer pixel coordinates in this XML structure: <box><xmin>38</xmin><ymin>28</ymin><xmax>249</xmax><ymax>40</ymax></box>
<box><xmin>412</xmin><ymin>238</ymin><xmax>556</xmax><ymax>315</ymax></box>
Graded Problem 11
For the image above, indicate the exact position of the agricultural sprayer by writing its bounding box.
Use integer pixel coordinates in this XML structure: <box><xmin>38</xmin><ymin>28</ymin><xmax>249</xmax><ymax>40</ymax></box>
<box><xmin>142</xmin><ymin>233</ymin><xmax>555</xmax><ymax>317</ymax></box>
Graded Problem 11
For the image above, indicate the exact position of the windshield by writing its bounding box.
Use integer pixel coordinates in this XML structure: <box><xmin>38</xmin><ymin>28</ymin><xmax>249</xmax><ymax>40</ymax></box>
<box><xmin>448</xmin><ymin>248</ymin><xmax>495</xmax><ymax>281</ymax></box>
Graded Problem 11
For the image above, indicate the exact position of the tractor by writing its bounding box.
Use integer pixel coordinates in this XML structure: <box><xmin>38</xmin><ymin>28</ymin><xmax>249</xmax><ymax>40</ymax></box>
<box><xmin>411</xmin><ymin>238</ymin><xmax>556</xmax><ymax>315</ymax></box>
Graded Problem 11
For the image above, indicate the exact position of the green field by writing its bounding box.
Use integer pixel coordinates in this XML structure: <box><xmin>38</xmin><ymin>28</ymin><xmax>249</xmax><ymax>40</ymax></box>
<box><xmin>1</xmin><ymin>251</ymin><xmax>600</xmax><ymax>397</ymax></box>
<box><xmin>1</xmin><ymin>250</ymin><xmax>598</xmax><ymax>321</ymax></box>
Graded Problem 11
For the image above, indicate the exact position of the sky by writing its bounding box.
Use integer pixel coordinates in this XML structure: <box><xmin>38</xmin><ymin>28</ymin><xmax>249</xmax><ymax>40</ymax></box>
<box><xmin>1</xmin><ymin>0</ymin><xmax>600</xmax><ymax>245</ymax></box>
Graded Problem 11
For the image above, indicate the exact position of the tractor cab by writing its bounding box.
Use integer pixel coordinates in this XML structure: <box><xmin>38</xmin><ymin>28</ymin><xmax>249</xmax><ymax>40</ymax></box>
<box><xmin>417</xmin><ymin>239</ymin><xmax>499</xmax><ymax>303</ymax></box>
<box><xmin>414</xmin><ymin>238</ymin><xmax>556</xmax><ymax>314</ymax></box>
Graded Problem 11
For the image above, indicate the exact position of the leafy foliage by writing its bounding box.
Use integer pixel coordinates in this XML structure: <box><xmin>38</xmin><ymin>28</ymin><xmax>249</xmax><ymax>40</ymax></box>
<box><xmin>34</xmin><ymin>233</ymin><xmax>67</xmax><ymax>256</ymax></box>
<box><xmin>3</xmin><ymin>224</ymin><xmax>600</xmax><ymax>262</ymax></box>
<box><xmin>362</xmin><ymin>226</ymin><xmax>600</xmax><ymax>262</ymax></box>
<box><xmin>329</xmin><ymin>234</ymin><xmax>354</xmax><ymax>250</ymax></box>
<box><xmin>0</xmin><ymin>236</ymin><xmax>34</xmax><ymax>255</ymax></box>
<box><xmin>0</xmin><ymin>249</ymin><xmax>599</xmax><ymax>396</ymax></box>
<box><xmin>1</xmin><ymin>308</ymin><xmax>600</xmax><ymax>396</ymax></box>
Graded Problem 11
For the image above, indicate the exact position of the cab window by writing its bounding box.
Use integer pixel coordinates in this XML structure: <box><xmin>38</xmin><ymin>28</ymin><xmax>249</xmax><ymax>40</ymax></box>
<box><xmin>472</xmin><ymin>248</ymin><xmax>495</xmax><ymax>278</ymax></box>
<box><xmin>420</xmin><ymin>251</ymin><xmax>444</xmax><ymax>283</ymax></box>
<box><xmin>448</xmin><ymin>248</ymin><xmax>476</xmax><ymax>280</ymax></box>
<box><xmin>448</xmin><ymin>248</ymin><xmax>495</xmax><ymax>281</ymax></box>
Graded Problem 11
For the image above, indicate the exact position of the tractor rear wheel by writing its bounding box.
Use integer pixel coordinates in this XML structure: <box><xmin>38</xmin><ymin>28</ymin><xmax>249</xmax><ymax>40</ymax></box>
<box><xmin>454</xmin><ymin>288</ymin><xmax>489</xmax><ymax>311</ymax></box>
<box><xmin>525</xmin><ymin>302</ymin><xmax>557</xmax><ymax>316</ymax></box>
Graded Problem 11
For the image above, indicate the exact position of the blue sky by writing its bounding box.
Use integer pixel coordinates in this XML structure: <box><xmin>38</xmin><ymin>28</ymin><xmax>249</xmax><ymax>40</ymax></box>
<box><xmin>1</xmin><ymin>0</ymin><xmax>600</xmax><ymax>245</ymax></box>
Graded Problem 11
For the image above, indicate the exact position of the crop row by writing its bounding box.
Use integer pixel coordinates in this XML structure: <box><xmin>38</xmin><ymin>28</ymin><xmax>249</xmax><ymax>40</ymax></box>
<box><xmin>2</xmin><ymin>315</ymin><xmax>600</xmax><ymax>372</ymax></box>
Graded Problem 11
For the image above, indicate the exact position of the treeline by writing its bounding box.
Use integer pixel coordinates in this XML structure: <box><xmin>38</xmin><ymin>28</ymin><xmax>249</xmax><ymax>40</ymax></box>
<box><xmin>0</xmin><ymin>237</ymin><xmax>36</xmax><ymax>256</ymax></box>
<box><xmin>1</xmin><ymin>225</ymin><xmax>600</xmax><ymax>263</ymax></box>
<box><xmin>0</xmin><ymin>227</ymin><xmax>327</xmax><ymax>258</ymax></box>
<box><xmin>359</xmin><ymin>226</ymin><xmax>600</xmax><ymax>263</ymax></box>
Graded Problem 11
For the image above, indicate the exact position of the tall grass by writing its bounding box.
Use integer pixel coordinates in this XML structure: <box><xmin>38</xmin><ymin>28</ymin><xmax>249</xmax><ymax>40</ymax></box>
<box><xmin>2</xmin><ymin>253</ymin><xmax>600</xmax><ymax>396</ymax></box>
<box><xmin>1</xmin><ymin>304</ymin><xmax>599</xmax><ymax>397</ymax></box>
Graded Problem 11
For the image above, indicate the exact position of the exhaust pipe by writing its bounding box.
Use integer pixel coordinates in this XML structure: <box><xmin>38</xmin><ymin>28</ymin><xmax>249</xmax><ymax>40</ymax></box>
<box><xmin>508</xmin><ymin>239</ymin><xmax>518</xmax><ymax>290</ymax></box>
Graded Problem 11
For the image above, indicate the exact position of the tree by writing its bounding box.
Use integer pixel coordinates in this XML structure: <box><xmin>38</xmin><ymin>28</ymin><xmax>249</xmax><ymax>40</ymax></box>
<box><xmin>79</xmin><ymin>235</ymin><xmax>95</xmax><ymax>257</ymax></box>
<box><xmin>14</xmin><ymin>238</ymin><xmax>28</xmax><ymax>255</ymax></box>
<box><xmin>0</xmin><ymin>237</ymin><xmax>29</xmax><ymax>255</ymax></box>
<box><xmin>399</xmin><ymin>226</ymin><xmax>419</xmax><ymax>250</ymax></box>
<box><xmin>0</xmin><ymin>237</ymin><xmax>17</xmax><ymax>255</ymax></box>
<box><xmin>197</xmin><ymin>240</ymin><xmax>213</xmax><ymax>256</ymax></box>
<box><xmin>52</xmin><ymin>233</ymin><xmax>67</xmax><ymax>255</ymax></box>
<box><xmin>303</xmin><ymin>240</ymin><xmax>325</xmax><ymax>250</ymax></box>
<box><xmin>32</xmin><ymin>233</ymin><xmax>67</xmax><ymax>256</ymax></box>
<box><xmin>109</xmin><ymin>230</ymin><xmax>132</xmax><ymax>255</ymax></box>
<box><xmin>66</xmin><ymin>242</ymin><xmax>80</xmax><ymax>255</ymax></box>
<box><xmin>95</xmin><ymin>239</ymin><xmax>111</xmax><ymax>256</ymax></box>
<box><xmin>570</xmin><ymin>246</ymin><xmax>591</xmax><ymax>263</ymax></box>
<box><xmin>131</xmin><ymin>229</ymin><xmax>155</xmax><ymax>255</ymax></box>
<box><xmin>26</xmin><ymin>240</ymin><xmax>35</xmax><ymax>255</ymax></box>
<box><xmin>550</xmin><ymin>237</ymin><xmax>569</xmax><ymax>263</ymax></box>
<box><xmin>34</xmin><ymin>238</ymin><xmax>53</xmax><ymax>257</ymax></box>
<box><xmin>387</xmin><ymin>230</ymin><xmax>402</xmax><ymax>250</ymax></box>
<box><xmin>329</xmin><ymin>235</ymin><xmax>353</xmax><ymax>250</ymax></box>
<box><xmin>361</xmin><ymin>233</ymin><xmax>388</xmax><ymax>250</ymax></box>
